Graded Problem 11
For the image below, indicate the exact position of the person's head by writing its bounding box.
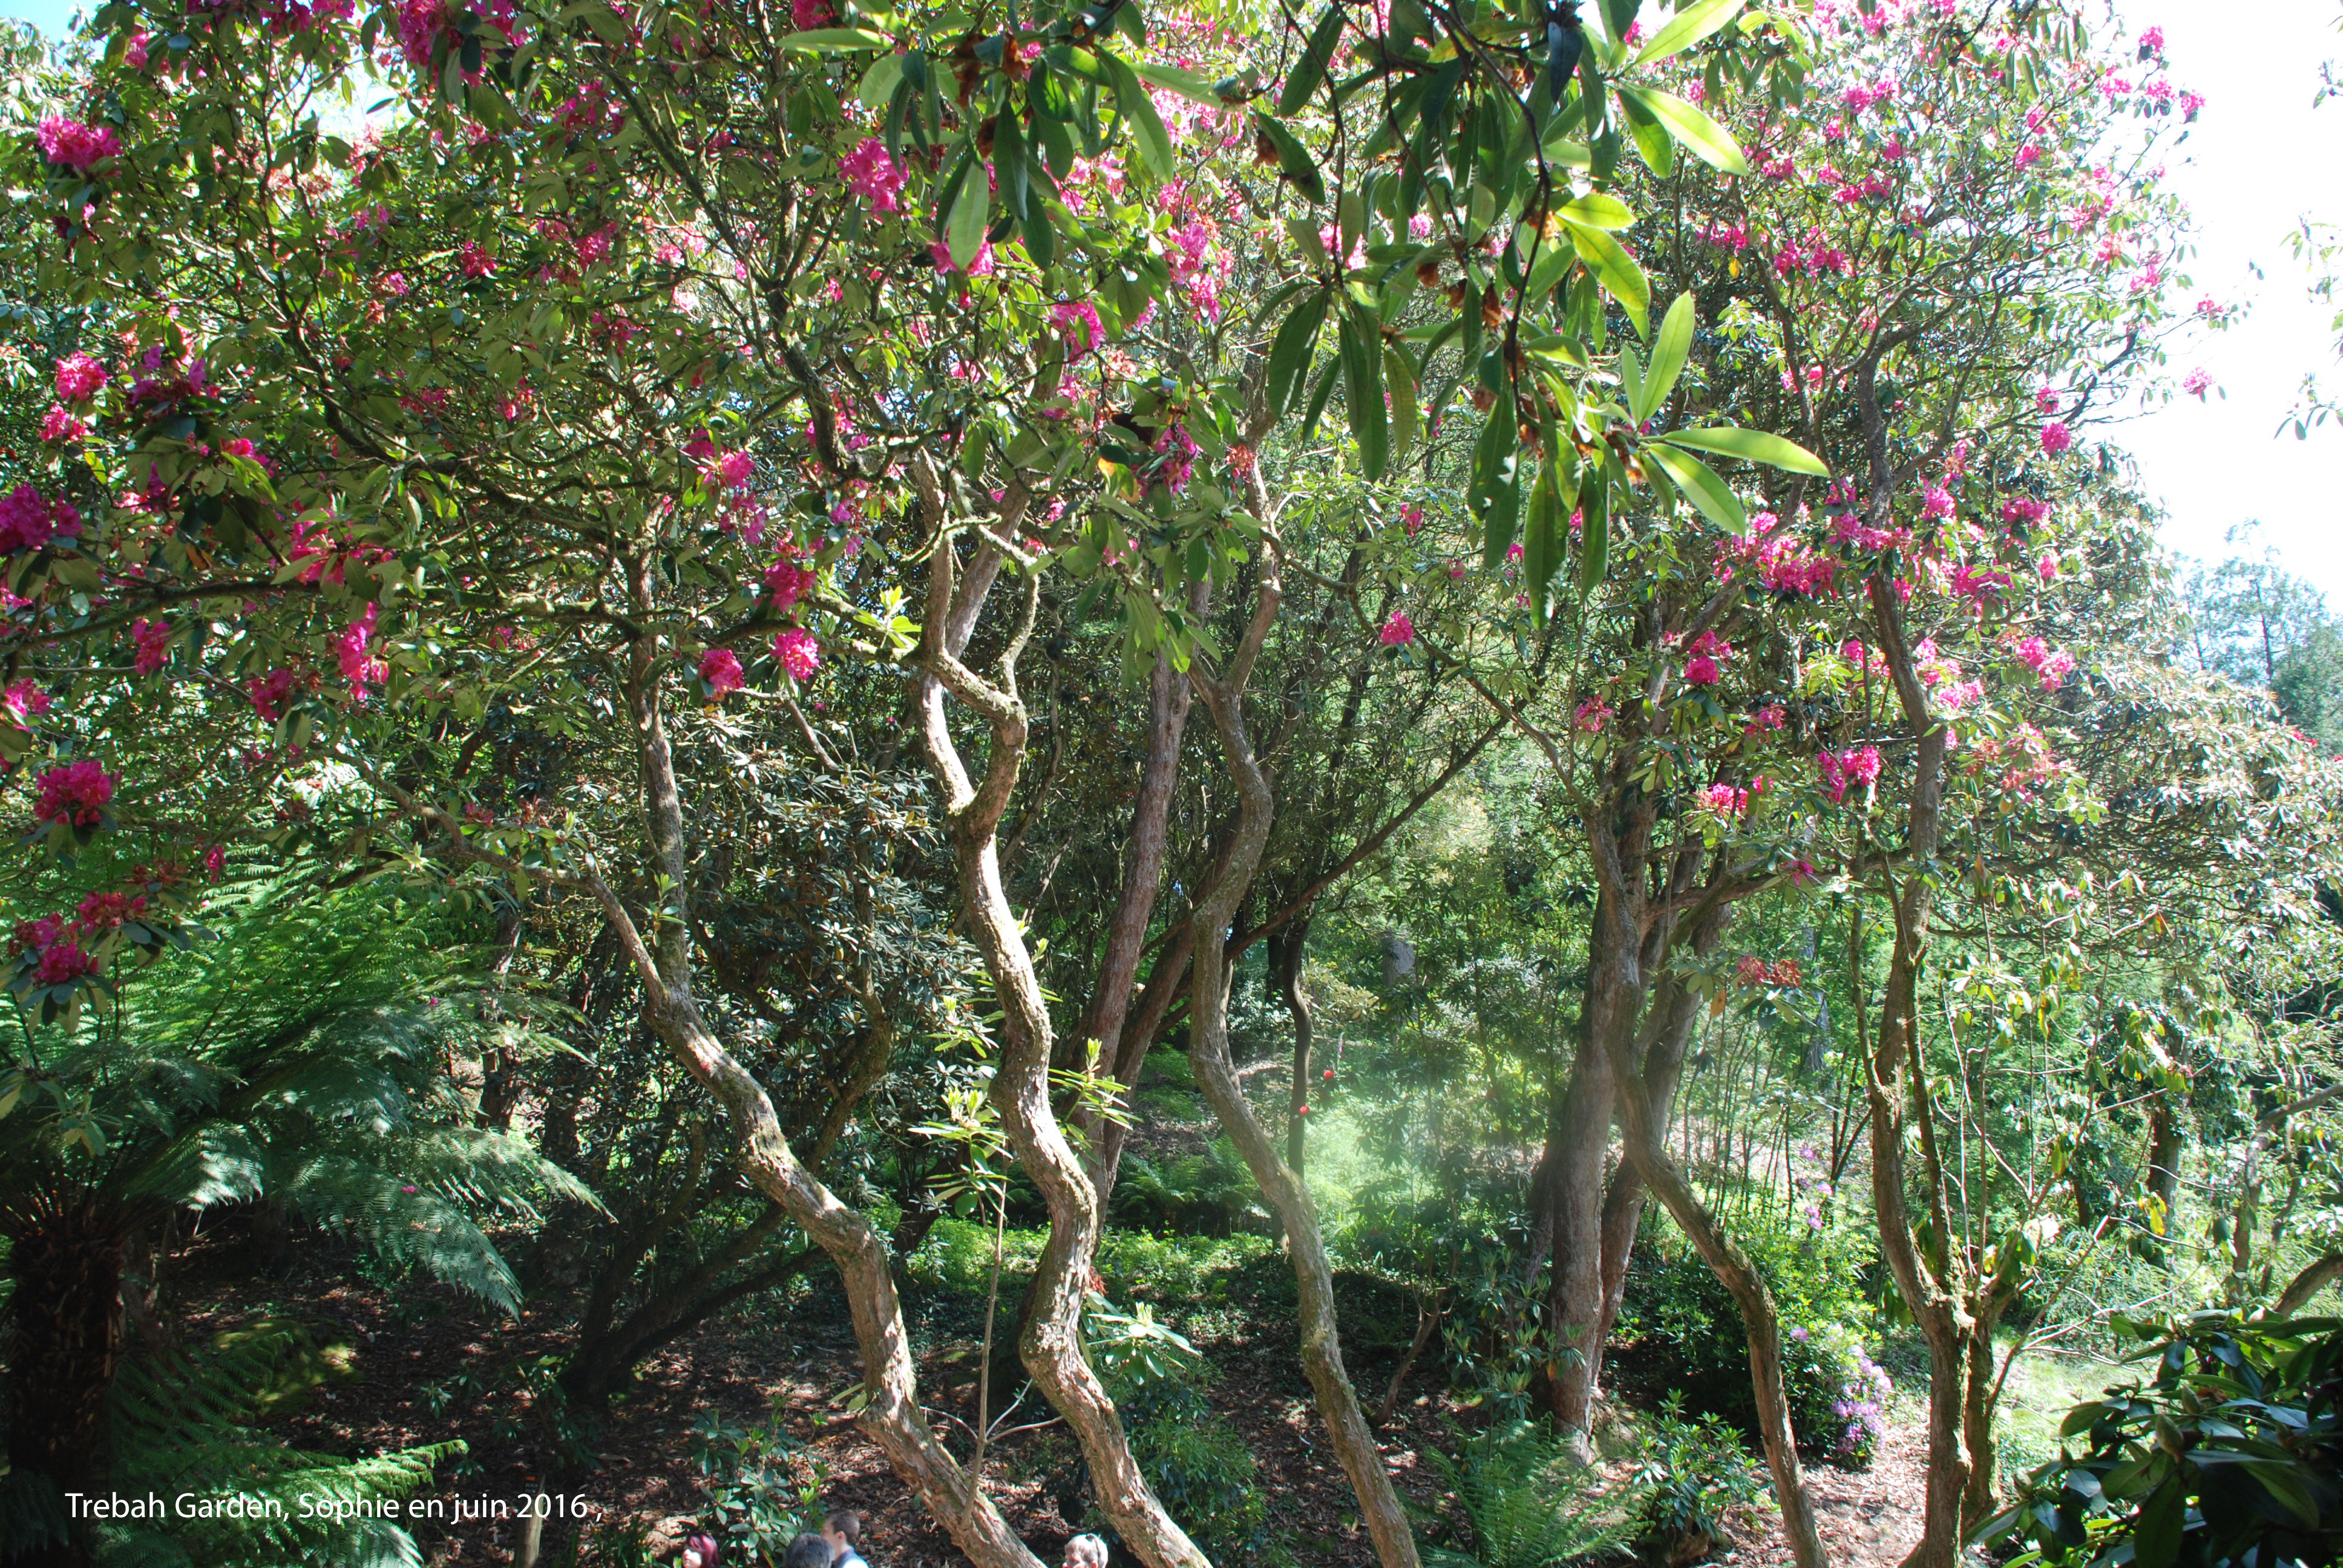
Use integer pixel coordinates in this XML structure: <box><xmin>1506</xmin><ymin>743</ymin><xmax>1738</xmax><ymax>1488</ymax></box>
<box><xmin>821</xmin><ymin>1512</ymin><xmax>864</xmax><ymax>1553</ymax></box>
<box><xmin>680</xmin><ymin>1534</ymin><xmax>721</xmax><ymax>1568</ymax></box>
<box><xmin>782</xmin><ymin>1533</ymin><xmax>834</xmax><ymax>1568</ymax></box>
<box><xmin>1064</xmin><ymin>1534</ymin><xmax>1110</xmax><ymax>1568</ymax></box>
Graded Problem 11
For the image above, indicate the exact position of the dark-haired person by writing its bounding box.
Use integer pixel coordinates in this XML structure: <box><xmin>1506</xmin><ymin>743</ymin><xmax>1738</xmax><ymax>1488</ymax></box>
<box><xmin>680</xmin><ymin>1532</ymin><xmax>721</xmax><ymax>1568</ymax></box>
<box><xmin>782</xmin><ymin>1533</ymin><xmax>834</xmax><ymax>1568</ymax></box>
<box><xmin>822</xmin><ymin>1511</ymin><xmax>869</xmax><ymax>1568</ymax></box>
<box><xmin>1064</xmin><ymin>1534</ymin><xmax>1110</xmax><ymax>1568</ymax></box>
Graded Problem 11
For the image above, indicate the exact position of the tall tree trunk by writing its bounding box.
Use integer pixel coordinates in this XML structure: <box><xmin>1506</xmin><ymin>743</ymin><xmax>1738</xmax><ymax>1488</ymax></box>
<box><xmin>5</xmin><ymin>1204</ymin><xmax>129</xmax><ymax>1568</ymax></box>
<box><xmin>909</xmin><ymin>495</ymin><xmax>1205</xmax><ymax>1568</ymax></box>
<box><xmin>1542</xmin><ymin>895</ymin><xmax>1623</xmax><ymax>1443</ymax></box>
<box><xmin>1078</xmin><ymin>642</ymin><xmax>1194</xmax><ymax>1186</ymax></box>
<box><xmin>1271</xmin><ymin>918</ymin><xmax>1315</xmax><ymax>1172</ymax></box>
<box><xmin>1184</xmin><ymin>547</ymin><xmax>1422</xmax><ymax>1568</ymax></box>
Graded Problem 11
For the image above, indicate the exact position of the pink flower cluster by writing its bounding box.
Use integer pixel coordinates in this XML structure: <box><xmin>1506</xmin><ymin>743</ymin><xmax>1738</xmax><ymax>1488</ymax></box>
<box><xmin>0</xmin><ymin>484</ymin><xmax>82</xmax><ymax>553</ymax></box>
<box><xmin>1380</xmin><ymin>610</ymin><xmax>1415</xmax><ymax>647</ymax></box>
<box><xmin>36</xmin><ymin>117</ymin><xmax>120</xmax><ymax>171</ymax></box>
<box><xmin>33</xmin><ymin>759</ymin><xmax>117</xmax><ymax>828</ymax></box>
<box><xmin>1722</xmin><ymin>514</ymin><xmax>1837</xmax><ymax>598</ymax></box>
<box><xmin>131</xmin><ymin>617</ymin><xmax>171</xmax><ymax>676</ymax></box>
<box><xmin>1702</xmin><ymin>777</ymin><xmax>1766</xmax><ymax>819</ymax></box>
<box><xmin>338</xmin><ymin>604</ymin><xmax>388</xmax><ymax>692</ymax></box>
<box><xmin>4</xmin><ymin>680</ymin><xmax>53</xmax><ymax>725</ymax></box>
<box><xmin>1735</xmin><ymin>954</ymin><xmax>1801</xmax><ymax>988</ymax></box>
<box><xmin>1575</xmin><ymin>697</ymin><xmax>1613</xmax><ymax>734</ymax></box>
<box><xmin>1053</xmin><ymin>299</ymin><xmax>1104</xmax><ymax>360</ymax></box>
<box><xmin>1772</xmin><ymin>227</ymin><xmax>1854</xmax><ymax>278</ymax></box>
<box><xmin>1951</xmin><ymin>563</ymin><xmax>2011</xmax><ymax>607</ymax></box>
<box><xmin>2014</xmin><ymin>636</ymin><xmax>2076</xmax><ymax>690</ymax></box>
<box><xmin>2001</xmin><ymin>497</ymin><xmax>2050</xmax><ymax>529</ymax></box>
<box><xmin>1818</xmin><ymin>745</ymin><xmax>1882</xmax><ymax>803</ymax></box>
<box><xmin>247</xmin><ymin>668</ymin><xmax>300</xmax><ymax>720</ymax></box>
<box><xmin>772</xmin><ymin>626</ymin><xmax>821</xmax><ymax>682</ymax></box>
<box><xmin>839</xmin><ymin>138</ymin><xmax>906</xmax><ymax>216</ymax></box>
<box><xmin>764</xmin><ymin>549</ymin><xmax>814</xmax><ymax>613</ymax></box>
<box><xmin>699</xmin><ymin>647</ymin><xmax>745</xmax><ymax>699</ymax></box>
<box><xmin>2039</xmin><ymin>420</ymin><xmax>2074</xmax><ymax>455</ymax></box>
<box><xmin>54</xmin><ymin>353</ymin><xmax>107</xmax><ymax>401</ymax></box>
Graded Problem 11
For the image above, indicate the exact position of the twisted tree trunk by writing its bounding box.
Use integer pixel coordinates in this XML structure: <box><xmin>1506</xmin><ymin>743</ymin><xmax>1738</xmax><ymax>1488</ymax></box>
<box><xmin>1183</xmin><ymin>537</ymin><xmax>1421</xmax><ymax>1568</ymax></box>
<box><xmin>908</xmin><ymin>486</ymin><xmax>1206</xmax><ymax>1568</ymax></box>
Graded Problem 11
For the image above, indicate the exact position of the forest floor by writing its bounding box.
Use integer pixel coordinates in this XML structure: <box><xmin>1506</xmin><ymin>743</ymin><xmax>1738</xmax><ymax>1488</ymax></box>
<box><xmin>173</xmin><ymin>1222</ymin><xmax>1965</xmax><ymax>1568</ymax></box>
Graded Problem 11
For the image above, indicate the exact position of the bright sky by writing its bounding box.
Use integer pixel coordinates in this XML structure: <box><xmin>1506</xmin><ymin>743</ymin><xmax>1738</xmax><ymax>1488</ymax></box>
<box><xmin>5</xmin><ymin>0</ymin><xmax>2338</xmax><ymax>594</ymax></box>
<box><xmin>2110</xmin><ymin>1</ymin><xmax>2343</xmax><ymax>598</ymax></box>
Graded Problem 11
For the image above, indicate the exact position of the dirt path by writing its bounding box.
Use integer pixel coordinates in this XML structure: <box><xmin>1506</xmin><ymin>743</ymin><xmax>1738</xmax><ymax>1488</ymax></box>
<box><xmin>1731</xmin><ymin>1405</ymin><xmax>1926</xmax><ymax>1568</ymax></box>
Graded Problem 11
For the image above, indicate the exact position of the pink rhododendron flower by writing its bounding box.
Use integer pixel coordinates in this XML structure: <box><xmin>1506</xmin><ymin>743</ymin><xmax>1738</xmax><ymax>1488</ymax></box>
<box><xmin>36</xmin><ymin>117</ymin><xmax>120</xmax><ymax>171</ymax></box>
<box><xmin>2181</xmin><ymin>367</ymin><xmax>2212</xmax><ymax>399</ymax></box>
<box><xmin>2038</xmin><ymin>420</ymin><xmax>2073</xmax><ymax>455</ymax></box>
<box><xmin>773</xmin><ymin>627</ymin><xmax>821</xmax><ymax>681</ymax></box>
<box><xmin>2015</xmin><ymin>636</ymin><xmax>2077</xmax><ymax>690</ymax></box>
<box><xmin>3</xmin><ymin>680</ymin><xmax>51</xmax><ymax>725</ymax></box>
<box><xmin>458</xmin><ymin>241</ymin><xmax>498</xmax><ymax>276</ymax></box>
<box><xmin>2034</xmin><ymin>387</ymin><xmax>2062</xmax><ymax>414</ymax></box>
<box><xmin>2038</xmin><ymin>552</ymin><xmax>2059</xmax><ymax>581</ymax></box>
<box><xmin>792</xmin><ymin>0</ymin><xmax>835</xmax><ymax>24</ymax></box>
<box><xmin>2139</xmin><ymin>25</ymin><xmax>2164</xmax><ymax>53</ymax></box>
<box><xmin>839</xmin><ymin>138</ymin><xmax>906</xmax><ymax>216</ymax></box>
<box><xmin>131</xmin><ymin>617</ymin><xmax>171</xmax><ymax>676</ymax></box>
<box><xmin>930</xmin><ymin>238</ymin><xmax>997</xmax><ymax>277</ymax></box>
<box><xmin>1380</xmin><ymin>610</ymin><xmax>1415</xmax><ymax>647</ymax></box>
<box><xmin>338</xmin><ymin>604</ymin><xmax>388</xmax><ymax>692</ymax></box>
<box><xmin>1818</xmin><ymin>746</ymin><xmax>1882</xmax><ymax>804</ymax></box>
<box><xmin>0</xmin><ymin>484</ymin><xmax>82</xmax><ymax>553</ymax></box>
<box><xmin>39</xmin><ymin>406</ymin><xmax>86</xmax><ymax>443</ymax></box>
<box><xmin>33</xmin><ymin>759</ymin><xmax>117</xmax><ymax>828</ymax></box>
<box><xmin>764</xmin><ymin>552</ymin><xmax>814</xmax><ymax>613</ymax></box>
<box><xmin>1684</xmin><ymin>656</ymin><xmax>1721</xmax><ymax>687</ymax></box>
<box><xmin>699</xmin><ymin>647</ymin><xmax>745</xmax><ymax>698</ymax></box>
<box><xmin>246</xmin><ymin>668</ymin><xmax>298</xmax><ymax>720</ymax></box>
<box><xmin>1052</xmin><ymin>299</ymin><xmax>1104</xmax><ymax>359</ymax></box>
<box><xmin>1575</xmin><ymin>697</ymin><xmax>1613</xmax><ymax>733</ymax></box>
<box><xmin>1920</xmin><ymin>485</ymin><xmax>1954</xmax><ymax>520</ymax></box>
<box><xmin>32</xmin><ymin>939</ymin><xmax>100</xmax><ymax>986</ymax></box>
<box><xmin>708</xmin><ymin>450</ymin><xmax>754</xmax><ymax>491</ymax></box>
<box><xmin>54</xmin><ymin>352</ymin><xmax>106</xmax><ymax>401</ymax></box>
<box><xmin>2001</xmin><ymin>497</ymin><xmax>2050</xmax><ymax>528</ymax></box>
<box><xmin>1400</xmin><ymin>503</ymin><xmax>1424</xmax><ymax>535</ymax></box>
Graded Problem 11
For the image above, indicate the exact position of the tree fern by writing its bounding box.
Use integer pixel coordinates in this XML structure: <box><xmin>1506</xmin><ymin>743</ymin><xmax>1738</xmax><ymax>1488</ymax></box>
<box><xmin>97</xmin><ymin>1322</ymin><xmax>460</xmax><ymax>1568</ymax></box>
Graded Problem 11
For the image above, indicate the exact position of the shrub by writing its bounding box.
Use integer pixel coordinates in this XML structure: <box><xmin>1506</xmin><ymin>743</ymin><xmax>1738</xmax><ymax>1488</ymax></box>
<box><xmin>1614</xmin><ymin>1210</ymin><xmax>1886</xmax><ymax>1463</ymax></box>
<box><xmin>1096</xmin><ymin>1228</ymin><xmax>1274</xmax><ymax>1306</ymax></box>
<box><xmin>1978</xmin><ymin>1312</ymin><xmax>2342</xmax><ymax>1568</ymax></box>
<box><xmin>1083</xmin><ymin>1301</ymin><xmax>1273</xmax><ymax>1563</ymax></box>
<box><xmin>1630</xmin><ymin>1394</ymin><xmax>1774</xmax><ymax>1566</ymax></box>
<box><xmin>1110</xmin><ymin>1137</ymin><xmax>1263</xmax><ymax>1236</ymax></box>
<box><xmin>1421</xmin><ymin>1419</ymin><xmax>1641</xmax><ymax>1568</ymax></box>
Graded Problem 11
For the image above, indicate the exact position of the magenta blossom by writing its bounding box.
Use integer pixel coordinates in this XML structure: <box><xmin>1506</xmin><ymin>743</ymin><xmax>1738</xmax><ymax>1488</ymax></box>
<box><xmin>131</xmin><ymin>617</ymin><xmax>171</xmax><ymax>676</ymax></box>
<box><xmin>773</xmin><ymin>626</ymin><xmax>821</xmax><ymax>682</ymax></box>
<box><xmin>0</xmin><ymin>484</ymin><xmax>82</xmax><ymax>554</ymax></box>
<box><xmin>1380</xmin><ymin>610</ymin><xmax>1415</xmax><ymax>647</ymax></box>
<box><xmin>839</xmin><ymin>138</ymin><xmax>906</xmax><ymax>216</ymax></box>
<box><xmin>2181</xmin><ymin>367</ymin><xmax>2213</xmax><ymax>399</ymax></box>
<box><xmin>699</xmin><ymin>647</ymin><xmax>745</xmax><ymax>699</ymax></box>
<box><xmin>338</xmin><ymin>604</ymin><xmax>388</xmax><ymax>692</ymax></box>
<box><xmin>2038</xmin><ymin>420</ymin><xmax>2074</xmax><ymax>455</ymax></box>
<box><xmin>1683</xmin><ymin>655</ymin><xmax>1721</xmax><ymax>687</ymax></box>
<box><xmin>39</xmin><ymin>407</ymin><xmax>85</xmax><ymax>443</ymax></box>
<box><xmin>54</xmin><ymin>352</ymin><xmax>107</xmax><ymax>402</ymax></box>
<box><xmin>33</xmin><ymin>759</ymin><xmax>117</xmax><ymax>829</ymax></box>
<box><xmin>4</xmin><ymin>680</ymin><xmax>52</xmax><ymax>726</ymax></box>
<box><xmin>36</xmin><ymin>117</ymin><xmax>121</xmax><ymax>171</ymax></box>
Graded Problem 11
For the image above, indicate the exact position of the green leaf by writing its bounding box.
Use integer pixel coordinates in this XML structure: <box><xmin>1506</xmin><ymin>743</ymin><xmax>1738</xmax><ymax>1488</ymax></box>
<box><xmin>2132</xmin><ymin>1480</ymin><xmax>2185</xmax><ymax>1568</ymax></box>
<box><xmin>1131</xmin><ymin>60</ymin><xmax>1235</xmax><ymax>106</ymax></box>
<box><xmin>1253</xmin><ymin>112</ymin><xmax>1326</xmax><ymax>203</ymax></box>
<box><xmin>1103</xmin><ymin>51</ymin><xmax>1174</xmax><ymax>177</ymax></box>
<box><xmin>1632</xmin><ymin>0</ymin><xmax>1745</xmax><ymax>66</ymax></box>
<box><xmin>1556</xmin><ymin>191</ymin><xmax>1636</xmax><ymax>230</ymax></box>
<box><xmin>1524</xmin><ymin>460</ymin><xmax>1562</xmax><ymax>618</ymax></box>
<box><xmin>1638</xmin><ymin>291</ymin><xmax>1695</xmax><ymax>422</ymax></box>
<box><xmin>947</xmin><ymin>168</ymin><xmax>989</xmax><ymax>270</ymax></box>
<box><xmin>1279</xmin><ymin>5</ymin><xmax>1347</xmax><ymax>116</ymax></box>
<box><xmin>994</xmin><ymin>110</ymin><xmax>1031</xmax><ymax>221</ymax></box>
<box><xmin>857</xmin><ymin>51</ymin><xmax>906</xmax><ymax>109</ymax></box>
<box><xmin>1385</xmin><ymin>341</ymin><xmax>1420</xmax><ymax>459</ymax></box>
<box><xmin>1657</xmin><ymin>425</ymin><xmax>1832</xmax><ymax>475</ymax></box>
<box><xmin>1525</xmin><ymin>232</ymin><xmax>1576</xmax><ymax>303</ymax></box>
<box><xmin>1564</xmin><ymin>220</ymin><xmax>1649</xmax><ymax>338</ymax></box>
<box><xmin>1472</xmin><ymin>403</ymin><xmax>1520</xmax><ymax>568</ymax></box>
<box><xmin>776</xmin><ymin>27</ymin><xmax>891</xmax><ymax>50</ymax></box>
<box><xmin>1616</xmin><ymin>87</ymin><xmax>1676</xmax><ymax>177</ymax></box>
<box><xmin>1577</xmin><ymin>472</ymin><xmax>1609</xmax><ymax>594</ymax></box>
<box><xmin>1645</xmin><ymin>445</ymin><xmax>1745</xmax><ymax>532</ymax></box>
<box><xmin>1616</xmin><ymin>85</ymin><xmax>1751</xmax><ymax>175</ymax></box>
<box><xmin>1267</xmin><ymin>290</ymin><xmax>1331</xmax><ymax>417</ymax></box>
<box><xmin>1340</xmin><ymin>310</ymin><xmax>1388</xmax><ymax>481</ymax></box>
